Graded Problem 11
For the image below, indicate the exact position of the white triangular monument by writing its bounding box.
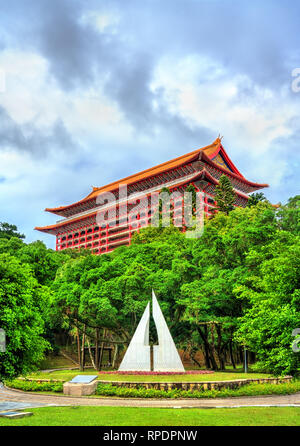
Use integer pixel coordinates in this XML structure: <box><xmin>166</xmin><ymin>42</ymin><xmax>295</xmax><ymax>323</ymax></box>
<box><xmin>152</xmin><ymin>290</ymin><xmax>185</xmax><ymax>372</ymax></box>
<box><xmin>119</xmin><ymin>290</ymin><xmax>185</xmax><ymax>372</ymax></box>
<box><xmin>118</xmin><ymin>302</ymin><xmax>150</xmax><ymax>371</ymax></box>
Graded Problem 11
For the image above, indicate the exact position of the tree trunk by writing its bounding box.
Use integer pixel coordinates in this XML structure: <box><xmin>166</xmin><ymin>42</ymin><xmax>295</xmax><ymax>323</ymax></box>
<box><xmin>201</xmin><ymin>325</ymin><xmax>212</xmax><ymax>369</ymax></box>
<box><xmin>190</xmin><ymin>351</ymin><xmax>202</xmax><ymax>368</ymax></box>
<box><xmin>239</xmin><ymin>347</ymin><xmax>244</xmax><ymax>364</ymax></box>
<box><xmin>99</xmin><ymin>329</ymin><xmax>106</xmax><ymax>370</ymax></box>
<box><xmin>87</xmin><ymin>337</ymin><xmax>96</xmax><ymax>369</ymax></box>
<box><xmin>76</xmin><ymin>326</ymin><xmax>82</xmax><ymax>371</ymax></box>
<box><xmin>81</xmin><ymin>324</ymin><xmax>86</xmax><ymax>371</ymax></box>
<box><xmin>210</xmin><ymin>323</ymin><xmax>217</xmax><ymax>368</ymax></box>
<box><xmin>112</xmin><ymin>344</ymin><xmax>118</xmax><ymax>369</ymax></box>
<box><xmin>216</xmin><ymin>324</ymin><xmax>225</xmax><ymax>370</ymax></box>
<box><xmin>229</xmin><ymin>339</ymin><xmax>236</xmax><ymax>369</ymax></box>
<box><xmin>95</xmin><ymin>328</ymin><xmax>99</xmax><ymax>371</ymax></box>
<box><xmin>197</xmin><ymin>325</ymin><xmax>218</xmax><ymax>370</ymax></box>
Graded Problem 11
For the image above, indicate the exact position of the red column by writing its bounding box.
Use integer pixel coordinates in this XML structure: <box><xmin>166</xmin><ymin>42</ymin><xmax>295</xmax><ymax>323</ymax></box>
<box><xmin>204</xmin><ymin>194</ymin><xmax>208</xmax><ymax>215</ymax></box>
<box><xmin>91</xmin><ymin>226</ymin><xmax>94</xmax><ymax>249</ymax></box>
<box><xmin>106</xmin><ymin>223</ymin><xmax>108</xmax><ymax>253</ymax></box>
<box><xmin>128</xmin><ymin>215</ymin><xmax>132</xmax><ymax>245</ymax></box>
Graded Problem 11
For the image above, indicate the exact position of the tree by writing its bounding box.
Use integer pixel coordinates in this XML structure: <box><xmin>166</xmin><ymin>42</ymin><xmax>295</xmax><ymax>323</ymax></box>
<box><xmin>178</xmin><ymin>202</ymin><xmax>278</xmax><ymax>370</ymax></box>
<box><xmin>276</xmin><ymin>195</ymin><xmax>300</xmax><ymax>235</ymax></box>
<box><xmin>214</xmin><ymin>175</ymin><xmax>235</xmax><ymax>215</ymax></box>
<box><xmin>0</xmin><ymin>222</ymin><xmax>25</xmax><ymax>240</ymax></box>
<box><xmin>0</xmin><ymin>237</ymin><xmax>79</xmax><ymax>354</ymax></box>
<box><xmin>2</xmin><ymin>193</ymin><xmax>297</xmax><ymax>376</ymax></box>
<box><xmin>184</xmin><ymin>184</ymin><xmax>198</xmax><ymax>231</ymax></box>
<box><xmin>0</xmin><ymin>253</ymin><xmax>49</xmax><ymax>379</ymax></box>
<box><xmin>50</xmin><ymin>226</ymin><xmax>193</xmax><ymax>370</ymax></box>
<box><xmin>157</xmin><ymin>186</ymin><xmax>172</xmax><ymax>227</ymax></box>
<box><xmin>234</xmin><ymin>233</ymin><xmax>300</xmax><ymax>375</ymax></box>
<box><xmin>247</xmin><ymin>192</ymin><xmax>266</xmax><ymax>207</ymax></box>
<box><xmin>0</xmin><ymin>237</ymin><xmax>84</xmax><ymax>286</ymax></box>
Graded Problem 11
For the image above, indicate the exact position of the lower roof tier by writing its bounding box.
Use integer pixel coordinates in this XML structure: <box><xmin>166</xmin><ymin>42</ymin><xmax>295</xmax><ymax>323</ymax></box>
<box><xmin>35</xmin><ymin>166</ymin><xmax>256</xmax><ymax>236</ymax></box>
<box><xmin>42</xmin><ymin>137</ymin><xmax>268</xmax><ymax>219</ymax></box>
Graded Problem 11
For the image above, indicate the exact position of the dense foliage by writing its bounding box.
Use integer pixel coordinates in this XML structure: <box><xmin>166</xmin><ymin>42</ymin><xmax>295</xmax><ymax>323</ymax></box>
<box><xmin>0</xmin><ymin>194</ymin><xmax>299</xmax><ymax>377</ymax></box>
<box><xmin>214</xmin><ymin>174</ymin><xmax>235</xmax><ymax>214</ymax></box>
<box><xmin>0</xmin><ymin>236</ymin><xmax>83</xmax><ymax>378</ymax></box>
<box><xmin>0</xmin><ymin>253</ymin><xmax>49</xmax><ymax>378</ymax></box>
<box><xmin>0</xmin><ymin>222</ymin><xmax>25</xmax><ymax>240</ymax></box>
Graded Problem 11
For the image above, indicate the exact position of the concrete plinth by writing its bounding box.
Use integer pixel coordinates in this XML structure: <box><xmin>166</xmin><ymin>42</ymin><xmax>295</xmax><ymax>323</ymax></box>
<box><xmin>63</xmin><ymin>380</ymin><xmax>98</xmax><ymax>396</ymax></box>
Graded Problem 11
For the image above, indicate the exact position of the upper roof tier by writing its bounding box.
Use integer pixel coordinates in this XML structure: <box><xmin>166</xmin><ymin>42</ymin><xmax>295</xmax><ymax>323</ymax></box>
<box><xmin>44</xmin><ymin>138</ymin><xmax>268</xmax><ymax>217</ymax></box>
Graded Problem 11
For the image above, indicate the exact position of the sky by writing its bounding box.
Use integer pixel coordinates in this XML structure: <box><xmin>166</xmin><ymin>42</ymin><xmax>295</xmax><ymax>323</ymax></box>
<box><xmin>0</xmin><ymin>0</ymin><xmax>299</xmax><ymax>248</ymax></box>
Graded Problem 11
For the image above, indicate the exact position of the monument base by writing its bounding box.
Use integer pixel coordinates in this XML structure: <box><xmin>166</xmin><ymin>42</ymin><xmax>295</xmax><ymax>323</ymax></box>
<box><xmin>63</xmin><ymin>380</ymin><xmax>98</xmax><ymax>396</ymax></box>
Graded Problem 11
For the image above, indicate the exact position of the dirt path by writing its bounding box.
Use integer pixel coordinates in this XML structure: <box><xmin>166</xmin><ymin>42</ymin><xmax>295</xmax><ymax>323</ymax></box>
<box><xmin>1</xmin><ymin>384</ymin><xmax>300</xmax><ymax>409</ymax></box>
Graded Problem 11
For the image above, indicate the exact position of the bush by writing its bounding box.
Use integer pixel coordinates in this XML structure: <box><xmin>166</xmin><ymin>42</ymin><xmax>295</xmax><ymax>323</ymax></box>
<box><xmin>95</xmin><ymin>381</ymin><xmax>300</xmax><ymax>399</ymax></box>
<box><xmin>4</xmin><ymin>379</ymin><xmax>63</xmax><ymax>393</ymax></box>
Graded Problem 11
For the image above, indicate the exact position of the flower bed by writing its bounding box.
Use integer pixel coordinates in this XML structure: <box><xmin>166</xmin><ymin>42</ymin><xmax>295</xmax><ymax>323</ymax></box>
<box><xmin>97</xmin><ymin>376</ymin><xmax>293</xmax><ymax>392</ymax></box>
<box><xmin>95</xmin><ymin>379</ymin><xmax>298</xmax><ymax>399</ymax></box>
<box><xmin>99</xmin><ymin>370</ymin><xmax>215</xmax><ymax>376</ymax></box>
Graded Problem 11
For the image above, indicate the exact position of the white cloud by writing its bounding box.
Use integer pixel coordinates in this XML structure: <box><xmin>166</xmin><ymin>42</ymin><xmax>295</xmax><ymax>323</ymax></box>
<box><xmin>0</xmin><ymin>48</ymin><xmax>132</xmax><ymax>149</ymax></box>
<box><xmin>0</xmin><ymin>50</ymin><xmax>50</xmax><ymax>124</ymax></box>
<box><xmin>0</xmin><ymin>15</ymin><xmax>299</xmax><ymax>247</ymax></box>
<box><xmin>79</xmin><ymin>10</ymin><xmax>120</xmax><ymax>34</ymax></box>
<box><xmin>152</xmin><ymin>55</ymin><xmax>298</xmax><ymax>155</ymax></box>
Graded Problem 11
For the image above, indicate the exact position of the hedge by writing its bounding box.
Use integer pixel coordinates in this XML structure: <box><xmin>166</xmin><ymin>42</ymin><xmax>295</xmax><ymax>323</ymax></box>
<box><xmin>95</xmin><ymin>380</ymin><xmax>300</xmax><ymax>399</ymax></box>
<box><xmin>5</xmin><ymin>379</ymin><xmax>63</xmax><ymax>393</ymax></box>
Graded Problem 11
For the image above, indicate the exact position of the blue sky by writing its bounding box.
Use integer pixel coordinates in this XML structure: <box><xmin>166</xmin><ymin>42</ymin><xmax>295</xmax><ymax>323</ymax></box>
<box><xmin>0</xmin><ymin>0</ymin><xmax>299</xmax><ymax>248</ymax></box>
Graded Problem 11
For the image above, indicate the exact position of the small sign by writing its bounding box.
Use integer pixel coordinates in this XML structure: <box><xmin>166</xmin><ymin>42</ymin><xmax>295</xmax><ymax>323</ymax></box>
<box><xmin>0</xmin><ymin>329</ymin><xmax>6</xmax><ymax>353</ymax></box>
<box><xmin>69</xmin><ymin>375</ymin><xmax>98</xmax><ymax>384</ymax></box>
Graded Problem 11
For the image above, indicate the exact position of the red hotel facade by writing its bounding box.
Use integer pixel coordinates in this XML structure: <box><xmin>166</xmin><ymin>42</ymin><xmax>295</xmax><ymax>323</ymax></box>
<box><xmin>35</xmin><ymin>138</ymin><xmax>268</xmax><ymax>254</ymax></box>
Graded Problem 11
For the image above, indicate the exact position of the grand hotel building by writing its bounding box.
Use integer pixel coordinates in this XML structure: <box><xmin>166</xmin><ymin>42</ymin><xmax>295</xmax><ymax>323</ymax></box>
<box><xmin>35</xmin><ymin>138</ymin><xmax>268</xmax><ymax>254</ymax></box>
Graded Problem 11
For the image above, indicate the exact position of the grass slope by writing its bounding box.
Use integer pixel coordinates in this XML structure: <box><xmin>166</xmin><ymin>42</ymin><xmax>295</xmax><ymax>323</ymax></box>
<box><xmin>26</xmin><ymin>370</ymin><xmax>273</xmax><ymax>382</ymax></box>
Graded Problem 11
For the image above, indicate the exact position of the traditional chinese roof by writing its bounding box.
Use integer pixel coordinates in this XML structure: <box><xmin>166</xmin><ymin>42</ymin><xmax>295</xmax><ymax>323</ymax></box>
<box><xmin>42</xmin><ymin>138</ymin><xmax>268</xmax><ymax>218</ymax></box>
<box><xmin>35</xmin><ymin>167</ymin><xmax>253</xmax><ymax>235</ymax></box>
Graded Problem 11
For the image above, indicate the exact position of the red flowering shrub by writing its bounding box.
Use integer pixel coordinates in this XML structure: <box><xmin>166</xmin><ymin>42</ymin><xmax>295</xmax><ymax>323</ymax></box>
<box><xmin>99</xmin><ymin>370</ymin><xmax>214</xmax><ymax>375</ymax></box>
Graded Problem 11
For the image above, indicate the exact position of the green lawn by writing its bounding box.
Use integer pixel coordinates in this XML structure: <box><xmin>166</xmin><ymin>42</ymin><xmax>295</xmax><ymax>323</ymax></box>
<box><xmin>0</xmin><ymin>406</ymin><xmax>299</xmax><ymax>426</ymax></box>
<box><xmin>26</xmin><ymin>369</ymin><xmax>273</xmax><ymax>382</ymax></box>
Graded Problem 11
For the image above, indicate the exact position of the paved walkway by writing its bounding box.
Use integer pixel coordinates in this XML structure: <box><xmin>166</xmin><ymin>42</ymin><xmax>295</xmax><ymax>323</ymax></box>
<box><xmin>1</xmin><ymin>383</ymin><xmax>300</xmax><ymax>410</ymax></box>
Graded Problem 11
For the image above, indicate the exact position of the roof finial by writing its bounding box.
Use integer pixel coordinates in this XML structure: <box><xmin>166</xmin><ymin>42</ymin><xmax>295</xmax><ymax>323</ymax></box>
<box><xmin>217</xmin><ymin>134</ymin><xmax>223</xmax><ymax>141</ymax></box>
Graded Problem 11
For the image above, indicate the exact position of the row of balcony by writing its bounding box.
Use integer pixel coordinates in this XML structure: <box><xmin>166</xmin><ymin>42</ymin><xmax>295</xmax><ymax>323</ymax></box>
<box><xmin>56</xmin><ymin>196</ymin><xmax>216</xmax><ymax>253</ymax></box>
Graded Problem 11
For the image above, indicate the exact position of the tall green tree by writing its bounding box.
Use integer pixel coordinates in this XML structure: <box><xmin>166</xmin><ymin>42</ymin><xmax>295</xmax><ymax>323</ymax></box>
<box><xmin>178</xmin><ymin>202</ymin><xmax>278</xmax><ymax>370</ymax></box>
<box><xmin>247</xmin><ymin>192</ymin><xmax>266</xmax><ymax>207</ymax></box>
<box><xmin>234</xmin><ymin>233</ymin><xmax>300</xmax><ymax>375</ymax></box>
<box><xmin>214</xmin><ymin>175</ymin><xmax>235</xmax><ymax>215</ymax></box>
<box><xmin>277</xmin><ymin>195</ymin><xmax>300</xmax><ymax>235</ymax></box>
<box><xmin>0</xmin><ymin>253</ymin><xmax>49</xmax><ymax>378</ymax></box>
<box><xmin>0</xmin><ymin>222</ymin><xmax>25</xmax><ymax>240</ymax></box>
<box><xmin>50</xmin><ymin>226</ymin><xmax>193</xmax><ymax>369</ymax></box>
